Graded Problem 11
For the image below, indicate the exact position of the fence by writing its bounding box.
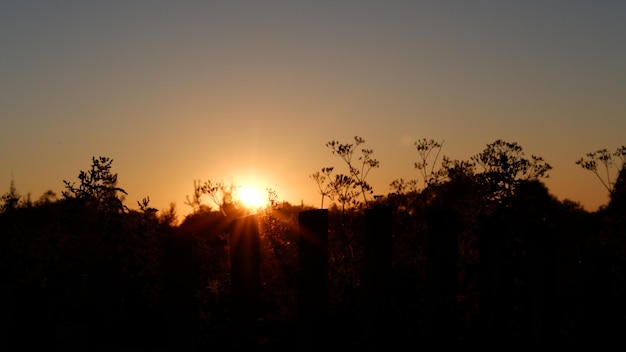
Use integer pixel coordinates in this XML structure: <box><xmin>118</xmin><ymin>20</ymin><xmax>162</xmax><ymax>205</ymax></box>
<box><xmin>161</xmin><ymin>206</ymin><xmax>600</xmax><ymax>349</ymax></box>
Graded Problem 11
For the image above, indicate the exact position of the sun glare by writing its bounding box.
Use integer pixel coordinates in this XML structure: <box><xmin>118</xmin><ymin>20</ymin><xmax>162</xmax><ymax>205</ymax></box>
<box><xmin>238</xmin><ymin>185</ymin><xmax>266</xmax><ymax>209</ymax></box>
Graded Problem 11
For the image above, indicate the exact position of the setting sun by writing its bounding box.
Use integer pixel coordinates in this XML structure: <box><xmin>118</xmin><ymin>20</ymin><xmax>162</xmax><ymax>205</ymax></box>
<box><xmin>237</xmin><ymin>185</ymin><xmax>266</xmax><ymax>209</ymax></box>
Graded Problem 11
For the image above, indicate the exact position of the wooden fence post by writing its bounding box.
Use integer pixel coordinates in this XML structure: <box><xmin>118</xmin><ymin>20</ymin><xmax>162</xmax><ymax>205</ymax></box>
<box><xmin>364</xmin><ymin>207</ymin><xmax>394</xmax><ymax>348</ymax></box>
<box><xmin>229</xmin><ymin>214</ymin><xmax>261</xmax><ymax>349</ymax></box>
<box><xmin>426</xmin><ymin>208</ymin><xmax>459</xmax><ymax>346</ymax></box>
<box><xmin>478</xmin><ymin>214</ymin><xmax>508</xmax><ymax>347</ymax></box>
<box><xmin>163</xmin><ymin>234</ymin><xmax>194</xmax><ymax>351</ymax></box>
<box><xmin>298</xmin><ymin>209</ymin><xmax>329</xmax><ymax>351</ymax></box>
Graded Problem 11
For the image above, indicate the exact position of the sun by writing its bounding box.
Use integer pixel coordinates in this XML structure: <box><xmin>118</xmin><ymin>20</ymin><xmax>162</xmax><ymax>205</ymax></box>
<box><xmin>237</xmin><ymin>185</ymin><xmax>266</xmax><ymax>209</ymax></box>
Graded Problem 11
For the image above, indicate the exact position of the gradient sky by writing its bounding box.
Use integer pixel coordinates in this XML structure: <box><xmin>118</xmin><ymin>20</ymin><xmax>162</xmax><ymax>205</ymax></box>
<box><xmin>1</xmin><ymin>1</ymin><xmax>625</xmax><ymax>219</ymax></box>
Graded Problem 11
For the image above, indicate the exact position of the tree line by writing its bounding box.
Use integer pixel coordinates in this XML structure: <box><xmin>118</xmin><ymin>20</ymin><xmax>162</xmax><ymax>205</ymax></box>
<box><xmin>1</xmin><ymin>137</ymin><xmax>625</xmax><ymax>349</ymax></box>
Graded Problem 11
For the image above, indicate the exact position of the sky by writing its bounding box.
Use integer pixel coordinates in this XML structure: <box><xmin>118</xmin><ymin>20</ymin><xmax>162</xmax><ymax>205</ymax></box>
<box><xmin>1</xmin><ymin>0</ymin><xmax>625</xmax><ymax>220</ymax></box>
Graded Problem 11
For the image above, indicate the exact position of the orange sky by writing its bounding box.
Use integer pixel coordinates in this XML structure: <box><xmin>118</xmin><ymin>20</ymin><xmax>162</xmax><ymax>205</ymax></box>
<box><xmin>1</xmin><ymin>1</ymin><xmax>625</xmax><ymax>220</ymax></box>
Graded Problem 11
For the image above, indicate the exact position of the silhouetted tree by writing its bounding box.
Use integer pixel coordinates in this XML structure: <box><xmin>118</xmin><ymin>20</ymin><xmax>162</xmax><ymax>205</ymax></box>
<box><xmin>471</xmin><ymin>139</ymin><xmax>552</xmax><ymax>206</ymax></box>
<box><xmin>185</xmin><ymin>179</ymin><xmax>208</xmax><ymax>214</ymax></box>
<box><xmin>576</xmin><ymin>145</ymin><xmax>626</xmax><ymax>195</ymax></box>
<box><xmin>329</xmin><ymin>173</ymin><xmax>360</xmax><ymax>216</ymax></box>
<box><xmin>62</xmin><ymin>156</ymin><xmax>127</xmax><ymax>214</ymax></box>
<box><xmin>310</xmin><ymin>167</ymin><xmax>335</xmax><ymax>208</ymax></box>
<box><xmin>326</xmin><ymin>136</ymin><xmax>380</xmax><ymax>206</ymax></box>
<box><xmin>200</xmin><ymin>179</ymin><xmax>241</xmax><ymax>218</ymax></box>
<box><xmin>608</xmin><ymin>166</ymin><xmax>626</xmax><ymax>211</ymax></box>
<box><xmin>0</xmin><ymin>177</ymin><xmax>21</xmax><ymax>212</ymax></box>
<box><xmin>35</xmin><ymin>190</ymin><xmax>57</xmax><ymax>206</ymax></box>
<box><xmin>413</xmin><ymin>138</ymin><xmax>447</xmax><ymax>188</ymax></box>
<box><xmin>389</xmin><ymin>138</ymin><xmax>446</xmax><ymax>210</ymax></box>
<box><xmin>158</xmin><ymin>202</ymin><xmax>179</xmax><ymax>227</ymax></box>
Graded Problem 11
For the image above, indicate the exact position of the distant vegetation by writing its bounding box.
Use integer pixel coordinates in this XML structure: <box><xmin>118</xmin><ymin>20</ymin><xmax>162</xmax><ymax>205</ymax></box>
<box><xmin>1</xmin><ymin>138</ymin><xmax>625</xmax><ymax>348</ymax></box>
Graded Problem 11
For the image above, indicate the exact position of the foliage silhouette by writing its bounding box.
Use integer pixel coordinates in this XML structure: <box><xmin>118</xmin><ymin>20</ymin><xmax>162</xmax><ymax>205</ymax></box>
<box><xmin>576</xmin><ymin>145</ymin><xmax>626</xmax><ymax>194</ymax></box>
<box><xmin>325</xmin><ymin>136</ymin><xmax>380</xmax><ymax>207</ymax></box>
<box><xmin>391</xmin><ymin>139</ymin><xmax>443</xmax><ymax>194</ymax></box>
<box><xmin>310</xmin><ymin>166</ymin><xmax>334</xmax><ymax>208</ymax></box>
<box><xmin>0</xmin><ymin>176</ymin><xmax>21</xmax><ymax>212</ymax></box>
<box><xmin>200</xmin><ymin>179</ymin><xmax>240</xmax><ymax>217</ymax></box>
<box><xmin>35</xmin><ymin>189</ymin><xmax>58</xmax><ymax>206</ymax></box>
<box><xmin>470</xmin><ymin>139</ymin><xmax>552</xmax><ymax>205</ymax></box>
<box><xmin>184</xmin><ymin>179</ymin><xmax>206</xmax><ymax>214</ymax></box>
<box><xmin>2</xmin><ymin>139</ymin><xmax>626</xmax><ymax>348</ymax></box>
<box><xmin>608</xmin><ymin>166</ymin><xmax>626</xmax><ymax>211</ymax></box>
<box><xmin>62</xmin><ymin>156</ymin><xmax>128</xmax><ymax>214</ymax></box>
